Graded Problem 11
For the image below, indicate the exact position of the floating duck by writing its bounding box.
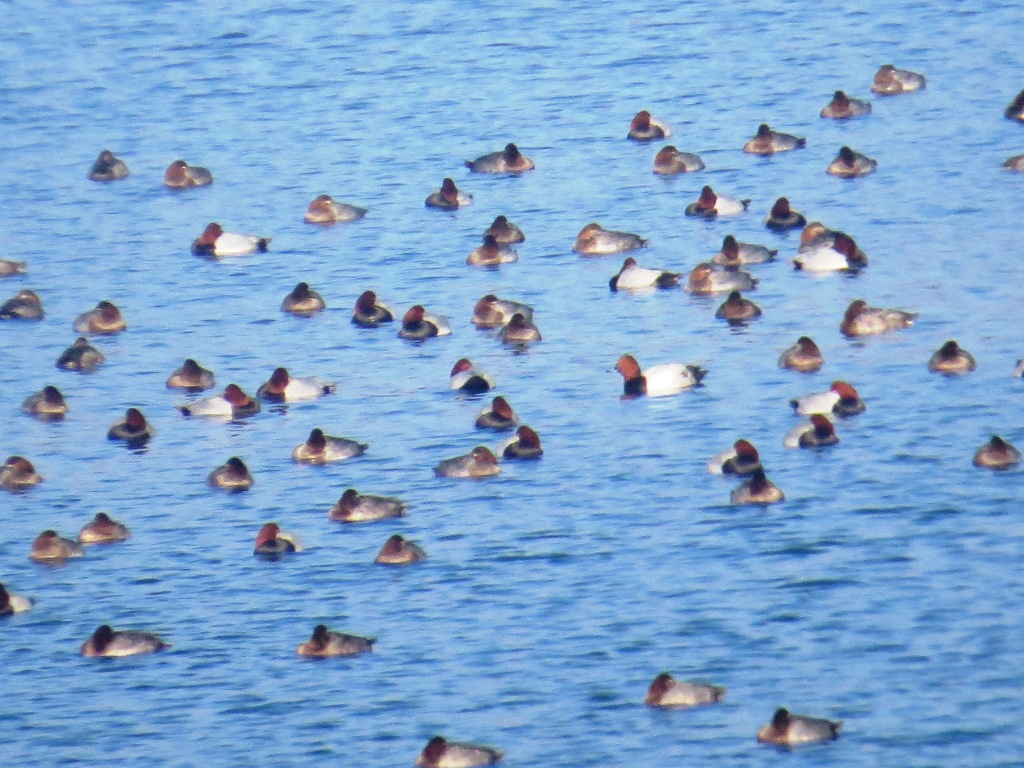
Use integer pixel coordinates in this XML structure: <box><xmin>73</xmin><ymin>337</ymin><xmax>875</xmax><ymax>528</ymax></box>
<box><xmin>296</xmin><ymin>625</ymin><xmax>374</xmax><ymax>657</ymax></box>
<box><xmin>757</xmin><ymin>708</ymin><xmax>841</xmax><ymax>746</ymax></box>
<box><xmin>303</xmin><ymin>194</ymin><xmax>367</xmax><ymax>223</ymax></box>
<box><xmin>465</xmin><ymin>143</ymin><xmax>534</xmax><ymax>173</ymax></box>
<box><xmin>163</xmin><ymin>159</ymin><xmax>212</xmax><ymax>188</ymax></box>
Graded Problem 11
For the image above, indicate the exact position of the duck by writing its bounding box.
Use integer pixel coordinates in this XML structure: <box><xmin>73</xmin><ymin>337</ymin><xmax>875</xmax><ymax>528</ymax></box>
<box><xmin>1</xmin><ymin>456</ymin><xmax>43</xmax><ymax>491</ymax></box>
<box><xmin>475</xmin><ymin>396</ymin><xmax>517</xmax><ymax>431</ymax></box>
<box><xmin>292</xmin><ymin>428</ymin><xmax>367</xmax><ymax>464</ymax></box>
<box><xmin>827</xmin><ymin>146</ymin><xmax>877</xmax><ymax>178</ymax></box>
<box><xmin>615</xmin><ymin>354</ymin><xmax>706</xmax><ymax>398</ymax></box>
<box><xmin>627</xmin><ymin>110</ymin><xmax>671</xmax><ymax>141</ymax></box>
<box><xmin>1003</xmin><ymin>155</ymin><xmax>1024</xmax><ymax>172</ymax></box>
<box><xmin>253</xmin><ymin>522</ymin><xmax>302</xmax><ymax>558</ymax></box>
<box><xmin>765</xmin><ymin>197</ymin><xmax>807</xmax><ymax>231</ymax></box>
<box><xmin>573</xmin><ymin>223</ymin><xmax>647</xmax><ymax>255</ymax></box>
<box><xmin>257</xmin><ymin>367</ymin><xmax>336</xmax><ymax>402</ymax></box>
<box><xmin>190</xmin><ymin>223</ymin><xmax>271</xmax><ymax>257</ymax></box>
<box><xmin>840</xmin><ymin>300</ymin><xmax>916</xmax><ymax>337</ymax></box>
<box><xmin>107</xmin><ymin>407</ymin><xmax>153</xmax><ymax>446</ymax></box>
<box><xmin>78</xmin><ymin>512</ymin><xmax>130</xmax><ymax>544</ymax></box>
<box><xmin>0</xmin><ymin>584</ymin><xmax>33</xmax><ymax>616</ymax></box>
<box><xmin>790</xmin><ymin>381</ymin><xmax>865</xmax><ymax>416</ymax></box>
<box><xmin>281</xmin><ymin>282</ymin><xmax>326</xmax><ymax>316</ymax></box>
<box><xmin>466</xmin><ymin>235</ymin><xmax>518</xmax><ymax>266</ymax></box>
<box><xmin>483</xmin><ymin>215</ymin><xmax>525</xmax><ymax>244</ymax></box>
<box><xmin>0</xmin><ymin>289</ymin><xmax>44</xmax><ymax>320</ymax></box>
<box><xmin>0</xmin><ymin>259</ymin><xmax>27</xmax><ymax>277</ymax></box>
<box><xmin>434</xmin><ymin>446</ymin><xmax>501</xmax><ymax>478</ymax></box>
<box><xmin>163</xmin><ymin>159</ymin><xmax>213</xmax><ymax>188</ymax></box>
<box><xmin>820</xmin><ymin>90</ymin><xmax>871</xmax><ymax>119</ymax></box>
<box><xmin>21</xmin><ymin>385</ymin><xmax>68</xmax><ymax>419</ymax></box>
<box><xmin>730</xmin><ymin>469</ymin><xmax>785</xmax><ymax>505</ymax></box>
<box><xmin>303</xmin><ymin>194</ymin><xmax>367</xmax><ymax>223</ymax></box>
<box><xmin>450</xmin><ymin>358</ymin><xmax>495</xmax><ymax>394</ymax></box>
<box><xmin>29</xmin><ymin>530</ymin><xmax>84</xmax><ymax>561</ymax></box>
<box><xmin>928</xmin><ymin>340</ymin><xmax>976</xmax><ymax>373</ymax></box>
<box><xmin>208</xmin><ymin>457</ymin><xmax>254</xmax><ymax>490</ymax></box>
<box><xmin>712</xmin><ymin>235</ymin><xmax>776</xmax><ymax>267</ymax></box>
<box><xmin>871</xmin><ymin>64</ymin><xmax>926</xmax><ymax>95</ymax></box>
<box><xmin>784</xmin><ymin>414</ymin><xmax>839</xmax><ymax>448</ymax></box>
<box><xmin>743</xmin><ymin>123</ymin><xmax>806</xmax><ymax>155</ymax></box>
<box><xmin>685</xmin><ymin>185</ymin><xmax>750</xmax><ymax>218</ymax></box>
<box><xmin>87</xmin><ymin>150</ymin><xmax>130</xmax><ymax>181</ymax></box>
<box><xmin>972</xmin><ymin>436</ymin><xmax>1021</xmax><ymax>469</ymax></box>
<box><xmin>415</xmin><ymin>736</ymin><xmax>503</xmax><ymax>768</ymax></box>
<box><xmin>793</xmin><ymin>230</ymin><xmax>867</xmax><ymax>271</ymax></box>
<box><xmin>779</xmin><ymin>337</ymin><xmax>825</xmax><ymax>372</ymax></box>
<box><xmin>375</xmin><ymin>534</ymin><xmax>428</xmax><ymax>565</ymax></box>
<box><xmin>652</xmin><ymin>145</ymin><xmax>705</xmax><ymax>174</ymax></box>
<box><xmin>351</xmin><ymin>290</ymin><xmax>394</xmax><ymax>327</ymax></box>
<box><xmin>81</xmin><ymin>625</ymin><xmax>170</xmax><ymax>657</ymax></box>
<box><xmin>706</xmin><ymin>439</ymin><xmax>763</xmax><ymax>476</ymax></box>
<box><xmin>329</xmin><ymin>488</ymin><xmax>406</xmax><ymax>523</ymax></box>
<box><xmin>465</xmin><ymin>142</ymin><xmax>535</xmax><ymax>173</ymax></box>
<box><xmin>425</xmin><ymin>178</ymin><xmax>472</xmax><ymax>209</ymax></box>
<box><xmin>471</xmin><ymin>295</ymin><xmax>533</xmax><ymax>328</ymax></box>
<box><xmin>644</xmin><ymin>672</ymin><xmax>727</xmax><ymax>708</ymax></box>
<box><xmin>177</xmin><ymin>383</ymin><xmax>260</xmax><ymax>418</ymax></box>
<box><xmin>501</xmin><ymin>426</ymin><xmax>543</xmax><ymax>459</ymax></box>
<box><xmin>399</xmin><ymin>305</ymin><xmax>452</xmax><ymax>339</ymax></box>
<box><xmin>496</xmin><ymin>313</ymin><xmax>542</xmax><ymax>345</ymax></box>
<box><xmin>1014</xmin><ymin>359</ymin><xmax>1024</xmax><ymax>378</ymax></box>
<box><xmin>1006</xmin><ymin>89</ymin><xmax>1024</xmax><ymax>122</ymax></box>
<box><xmin>166</xmin><ymin>359</ymin><xmax>215</xmax><ymax>391</ymax></box>
<box><xmin>715</xmin><ymin>291</ymin><xmax>761</xmax><ymax>323</ymax></box>
<box><xmin>757</xmin><ymin>708</ymin><xmax>842</xmax><ymax>746</ymax></box>
<box><xmin>609</xmin><ymin>257</ymin><xmax>680</xmax><ymax>291</ymax></box>
<box><xmin>296</xmin><ymin>625</ymin><xmax>375</xmax><ymax>657</ymax></box>
<box><xmin>72</xmin><ymin>300</ymin><xmax>127</xmax><ymax>334</ymax></box>
<box><xmin>686</xmin><ymin>263</ymin><xmax>757</xmax><ymax>294</ymax></box>
<box><xmin>56</xmin><ymin>337</ymin><xmax>104</xmax><ymax>371</ymax></box>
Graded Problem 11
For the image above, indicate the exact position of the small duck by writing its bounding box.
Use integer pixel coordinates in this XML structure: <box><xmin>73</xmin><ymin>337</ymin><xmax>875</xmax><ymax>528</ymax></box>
<box><xmin>415</xmin><ymin>736</ymin><xmax>503</xmax><ymax>768</ymax></box>
<box><xmin>483</xmin><ymin>215</ymin><xmax>525</xmax><ymax>244</ymax></box>
<box><xmin>757</xmin><ymin>708</ymin><xmax>841</xmax><ymax>746</ymax></box>
<box><xmin>686</xmin><ymin>263</ymin><xmax>757</xmax><ymax>294</ymax></box>
<box><xmin>790</xmin><ymin>381</ymin><xmax>865</xmax><ymax>416</ymax></box>
<box><xmin>652</xmin><ymin>145</ymin><xmax>705</xmax><ymax>174</ymax></box>
<box><xmin>56</xmin><ymin>337</ymin><xmax>104</xmax><ymax>371</ymax></box>
<box><xmin>471</xmin><ymin>295</ymin><xmax>533</xmax><ymax>328</ymax></box>
<box><xmin>87</xmin><ymin>150</ymin><xmax>130</xmax><ymax>181</ymax></box>
<box><xmin>328</xmin><ymin>488</ymin><xmax>406</xmax><ymax>523</ymax></box>
<box><xmin>303</xmin><ymin>194</ymin><xmax>367</xmax><ymax>223</ymax></box>
<box><xmin>609</xmin><ymin>257</ymin><xmax>680</xmax><ymax>292</ymax></box>
<box><xmin>450</xmin><ymin>358</ymin><xmax>495</xmax><ymax>394</ymax></box>
<box><xmin>253</xmin><ymin>522</ymin><xmax>302</xmax><ymax>558</ymax></box>
<box><xmin>166</xmin><ymin>359</ymin><xmax>215</xmax><ymax>391</ymax></box>
<box><xmin>292</xmin><ymin>428</ymin><xmax>367</xmax><ymax>464</ymax></box>
<box><xmin>78</xmin><ymin>512</ymin><xmax>130</xmax><ymax>544</ymax></box>
<box><xmin>827</xmin><ymin>146</ymin><xmax>877</xmax><ymax>178</ymax></box>
<box><xmin>257</xmin><ymin>367</ymin><xmax>336</xmax><ymax>403</ymax></box>
<box><xmin>644</xmin><ymin>672</ymin><xmax>727</xmax><ymax>708</ymax></box>
<box><xmin>778</xmin><ymin>337</ymin><xmax>825</xmax><ymax>372</ymax></box>
<box><xmin>627</xmin><ymin>110</ymin><xmax>671</xmax><ymax>141</ymax></box>
<box><xmin>352</xmin><ymin>290</ymin><xmax>395</xmax><ymax>327</ymax></box>
<box><xmin>375</xmin><ymin>534</ymin><xmax>427</xmax><ymax>565</ymax></box>
<box><xmin>21</xmin><ymin>385</ymin><xmax>68</xmax><ymax>419</ymax></box>
<box><xmin>0</xmin><ymin>259</ymin><xmax>28</xmax><ymax>277</ymax></box>
<box><xmin>496</xmin><ymin>313</ymin><xmax>542</xmax><ymax>345</ymax></box>
<box><xmin>1</xmin><ymin>456</ymin><xmax>43</xmax><ymax>491</ymax></box>
<box><xmin>712</xmin><ymin>235</ymin><xmax>776</xmax><ymax>267</ymax></box>
<box><xmin>107</xmin><ymin>407</ymin><xmax>153</xmax><ymax>446</ymax></box>
<box><xmin>502</xmin><ymin>426</ymin><xmax>543</xmax><ymax>459</ymax></box>
<box><xmin>743</xmin><ymin>123</ymin><xmax>806</xmax><ymax>155</ymax></box>
<box><xmin>820</xmin><ymin>90</ymin><xmax>871</xmax><ymax>119</ymax></box>
<box><xmin>0</xmin><ymin>584</ymin><xmax>33</xmax><ymax>616</ymax></box>
<box><xmin>1014</xmin><ymin>359</ymin><xmax>1024</xmax><ymax>378</ymax></box>
<box><xmin>794</xmin><ymin>230</ymin><xmax>867</xmax><ymax>271</ymax></box>
<box><xmin>191</xmin><ymin>223</ymin><xmax>271</xmax><ymax>257</ymax></box>
<box><xmin>281</xmin><ymin>282</ymin><xmax>326</xmax><ymax>316</ymax></box>
<box><xmin>871</xmin><ymin>64</ymin><xmax>926</xmax><ymax>95</ymax></box>
<box><xmin>466</xmin><ymin>235</ymin><xmax>518</xmax><ymax>266</ymax></box>
<box><xmin>296</xmin><ymin>624</ymin><xmax>375</xmax><ymax>657</ymax></box>
<box><xmin>685</xmin><ymin>185</ymin><xmax>750</xmax><ymax>218</ymax></box>
<box><xmin>615</xmin><ymin>354</ymin><xmax>707</xmax><ymax>398</ymax></box>
<box><xmin>715</xmin><ymin>291</ymin><xmax>761</xmax><ymax>323</ymax></box>
<box><xmin>1003</xmin><ymin>155</ymin><xmax>1024</xmax><ymax>172</ymax></box>
<box><xmin>425</xmin><ymin>178</ymin><xmax>472</xmax><ymax>209</ymax></box>
<box><xmin>73</xmin><ymin>300</ymin><xmax>127</xmax><ymax>334</ymax></box>
<box><xmin>163</xmin><ymin>159</ymin><xmax>213</xmax><ymax>188</ymax></box>
<box><xmin>730</xmin><ymin>469</ymin><xmax>785</xmax><ymax>505</ymax></box>
<box><xmin>81</xmin><ymin>625</ymin><xmax>170</xmax><ymax>658</ymax></box>
<box><xmin>928</xmin><ymin>340</ymin><xmax>976</xmax><ymax>373</ymax></box>
<box><xmin>475</xmin><ymin>396</ymin><xmax>517</xmax><ymax>431</ymax></box>
<box><xmin>399</xmin><ymin>305</ymin><xmax>452</xmax><ymax>340</ymax></box>
<box><xmin>573</xmin><ymin>223</ymin><xmax>647</xmax><ymax>256</ymax></box>
<box><xmin>465</xmin><ymin>142</ymin><xmax>535</xmax><ymax>173</ymax></box>
<box><xmin>178</xmin><ymin>383</ymin><xmax>260</xmax><ymax>418</ymax></box>
<box><xmin>972</xmin><ymin>436</ymin><xmax>1021</xmax><ymax>469</ymax></box>
<box><xmin>434</xmin><ymin>446</ymin><xmax>501</xmax><ymax>478</ymax></box>
<box><xmin>840</xmin><ymin>300</ymin><xmax>916</xmax><ymax>337</ymax></box>
<box><xmin>1006</xmin><ymin>89</ymin><xmax>1024</xmax><ymax>122</ymax></box>
<box><xmin>0</xmin><ymin>289</ymin><xmax>44</xmax><ymax>320</ymax></box>
<box><xmin>706</xmin><ymin>439</ymin><xmax>762</xmax><ymax>476</ymax></box>
<box><xmin>207</xmin><ymin>457</ymin><xmax>254</xmax><ymax>490</ymax></box>
<box><xmin>784</xmin><ymin>414</ymin><xmax>839</xmax><ymax>449</ymax></box>
<box><xmin>29</xmin><ymin>530</ymin><xmax>84</xmax><ymax>561</ymax></box>
<box><xmin>765</xmin><ymin>197</ymin><xmax>807</xmax><ymax>232</ymax></box>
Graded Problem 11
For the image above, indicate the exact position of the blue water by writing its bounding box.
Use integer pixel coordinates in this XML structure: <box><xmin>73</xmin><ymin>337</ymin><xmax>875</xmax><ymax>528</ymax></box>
<box><xmin>2</xmin><ymin>1</ymin><xmax>1023</xmax><ymax>765</ymax></box>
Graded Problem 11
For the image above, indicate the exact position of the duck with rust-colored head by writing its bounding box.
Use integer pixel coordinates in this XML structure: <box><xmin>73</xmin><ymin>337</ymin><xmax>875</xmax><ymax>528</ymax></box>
<box><xmin>502</xmin><ymin>426</ymin><xmax>543</xmax><ymax>460</ymax></box>
<box><xmin>415</xmin><ymin>736</ymin><xmax>503</xmax><ymax>768</ymax></box>
<box><xmin>743</xmin><ymin>123</ymin><xmax>806</xmax><ymax>155</ymax></box>
<box><xmin>163</xmin><ymin>159</ymin><xmax>213</xmax><ymax>188</ymax></box>
<box><xmin>609</xmin><ymin>257</ymin><xmax>680</xmax><ymax>292</ymax></box>
<box><xmin>434</xmin><ymin>446</ymin><xmax>501</xmax><ymax>478</ymax></box>
<box><xmin>87</xmin><ymin>150</ymin><xmax>129</xmax><ymax>181</ymax></box>
<box><xmin>765</xmin><ymin>197</ymin><xmax>806</xmax><ymax>231</ymax></box>
<box><xmin>973</xmin><ymin>436</ymin><xmax>1021</xmax><ymax>469</ymax></box>
<box><xmin>573</xmin><ymin>223</ymin><xmax>647</xmax><ymax>256</ymax></box>
<box><xmin>425</xmin><ymin>178</ymin><xmax>472</xmax><ymax>209</ymax></box>
<box><xmin>841</xmin><ymin>300</ymin><xmax>916</xmax><ymax>337</ymax></box>
<box><xmin>178</xmin><ymin>384</ymin><xmax>259</xmax><ymax>418</ymax></box>
<box><xmin>352</xmin><ymin>290</ymin><xmax>394</xmax><ymax>327</ymax></box>
<box><xmin>791</xmin><ymin>381</ymin><xmax>864</xmax><ymax>417</ymax></box>
<box><xmin>1</xmin><ymin>456</ymin><xmax>43</xmax><ymax>491</ymax></box>
<box><xmin>56</xmin><ymin>337</ymin><xmax>104</xmax><ymax>371</ymax></box>
<box><xmin>292</xmin><ymin>428</ymin><xmax>367</xmax><ymax>464</ymax></box>
<box><xmin>712</xmin><ymin>236</ymin><xmax>776</xmax><ymax>267</ymax></box>
<box><xmin>715</xmin><ymin>291</ymin><xmax>761</xmax><ymax>323</ymax></box>
<box><xmin>757</xmin><ymin>707</ymin><xmax>841</xmax><ymax>746</ymax></box>
<box><xmin>82</xmin><ymin>625</ymin><xmax>170</xmax><ymax>657</ymax></box>
<box><xmin>0</xmin><ymin>583</ymin><xmax>33</xmax><ymax>616</ymax></box>
<box><xmin>730</xmin><ymin>469</ymin><xmax>784</xmax><ymax>505</ymax></box>
<box><xmin>296</xmin><ymin>624</ymin><xmax>374</xmax><ymax>657</ymax></box>
<box><xmin>375</xmin><ymin>534</ymin><xmax>427</xmax><ymax>565</ymax></box>
<box><xmin>794</xmin><ymin>230</ymin><xmax>867</xmax><ymax>271</ymax></box>
<box><xmin>257</xmin><ymin>367</ymin><xmax>335</xmax><ymax>403</ymax></box>
<box><xmin>78</xmin><ymin>512</ymin><xmax>130</xmax><ymax>544</ymax></box>
<box><xmin>0</xmin><ymin>289</ymin><xmax>44</xmax><ymax>320</ymax></box>
<box><xmin>22</xmin><ymin>385</ymin><xmax>68</xmax><ymax>420</ymax></box>
<box><xmin>707</xmin><ymin>439</ymin><xmax>762</xmax><ymax>476</ymax></box>
<box><xmin>779</xmin><ymin>337</ymin><xmax>824</xmax><ymax>372</ymax></box>
<box><xmin>871</xmin><ymin>64</ymin><xmax>926</xmax><ymax>95</ymax></box>
<box><xmin>644</xmin><ymin>672</ymin><xmax>727</xmax><ymax>708</ymax></box>
<box><xmin>107</xmin><ymin>407</ymin><xmax>153</xmax><ymax>446</ymax></box>
<box><xmin>72</xmin><ymin>300</ymin><xmax>126</xmax><ymax>334</ymax></box>
<box><xmin>475</xmin><ymin>396</ymin><xmax>517</xmax><ymax>431</ymax></box>
<box><xmin>685</xmin><ymin>185</ymin><xmax>750</xmax><ymax>218</ymax></box>
<box><xmin>627</xmin><ymin>110</ymin><xmax>671</xmax><ymax>141</ymax></box>
<box><xmin>329</xmin><ymin>488</ymin><xmax>405</xmax><ymax>523</ymax></box>
<box><xmin>399</xmin><ymin>305</ymin><xmax>451</xmax><ymax>340</ymax></box>
<box><xmin>467</xmin><ymin>235</ymin><xmax>517</xmax><ymax>266</ymax></box>
<box><xmin>496</xmin><ymin>313</ymin><xmax>541</xmax><ymax>345</ymax></box>
<box><xmin>615</xmin><ymin>354</ymin><xmax>706</xmax><ymax>398</ymax></box>
<box><xmin>208</xmin><ymin>457</ymin><xmax>254</xmax><ymax>490</ymax></box>
<box><xmin>827</xmin><ymin>146</ymin><xmax>877</xmax><ymax>178</ymax></box>
<box><xmin>928</xmin><ymin>340</ymin><xmax>976</xmax><ymax>373</ymax></box>
<box><xmin>483</xmin><ymin>215</ymin><xmax>525</xmax><ymax>244</ymax></box>
<box><xmin>191</xmin><ymin>222</ymin><xmax>271</xmax><ymax>257</ymax></box>
<box><xmin>784</xmin><ymin>414</ymin><xmax>839</xmax><ymax>449</ymax></box>
<box><xmin>303</xmin><ymin>193</ymin><xmax>367</xmax><ymax>223</ymax></box>
<box><xmin>686</xmin><ymin>263</ymin><xmax>756</xmax><ymax>294</ymax></box>
<box><xmin>29</xmin><ymin>530</ymin><xmax>83</xmax><ymax>561</ymax></box>
<box><xmin>253</xmin><ymin>522</ymin><xmax>302</xmax><ymax>558</ymax></box>
<box><xmin>166</xmin><ymin>359</ymin><xmax>215</xmax><ymax>391</ymax></box>
<box><xmin>652</xmin><ymin>145</ymin><xmax>704</xmax><ymax>174</ymax></box>
<box><xmin>281</xmin><ymin>282</ymin><xmax>325</xmax><ymax>316</ymax></box>
<box><xmin>465</xmin><ymin>143</ymin><xmax>535</xmax><ymax>173</ymax></box>
<box><xmin>820</xmin><ymin>90</ymin><xmax>871</xmax><ymax>119</ymax></box>
<box><xmin>471</xmin><ymin>295</ymin><xmax>533</xmax><ymax>328</ymax></box>
<box><xmin>450</xmin><ymin>359</ymin><xmax>495</xmax><ymax>394</ymax></box>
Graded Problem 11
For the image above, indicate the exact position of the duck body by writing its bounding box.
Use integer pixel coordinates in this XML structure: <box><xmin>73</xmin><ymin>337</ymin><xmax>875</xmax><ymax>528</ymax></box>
<box><xmin>450</xmin><ymin>359</ymin><xmax>495</xmax><ymax>394</ymax></box>
<box><xmin>29</xmin><ymin>530</ymin><xmax>84</xmax><ymax>560</ymax></box>
<box><xmin>784</xmin><ymin>415</ymin><xmax>839</xmax><ymax>448</ymax></box>
<box><xmin>827</xmin><ymin>146</ymin><xmax>877</xmax><ymax>177</ymax></box>
<box><xmin>685</xmin><ymin>186</ymin><xmax>750</xmax><ymax>218</ymax></box>
<box><xmin>475</xmin><ymin>397</ymin><xmax>517</xmax><ymax>431</ymax></box>
<box><xmin>415</xmin><ymin>736</ymin><xmax>503</xmax><ymax>768</ymax></box>
<box><xmin>644</xmin><ymin>672</ymin><xmax>727</xmax><ymax>708</ymax></box>
<box><xmin>1003</xmin><ymin>154</ymin><xmax>1024</xmax><ymax>172</ymax></box>
<box><xmin>107</xmin><ymin>408</ymin><xmax>153</xmax><ymax>446</ymax></box>
<box><xmin>56</xmin><ymin>337</ymin><xmax>104</xmax><ymax>371</ymax></box>
<box><xmin>686</xmin><ymin>263</ymin><xmax>756</xmax><ymax>294</ymax></box>
<box><xmin>496</xmin><ymin>313</ymin><xmax>541</xmax><ymax>344</ymax></box>
<box><xmin>627</xmin><ymin>110</ymin><xmax>671</xmax><ymax>141</ymax></box>
<box><xmin>1006</xmin><ymin>89</ymin><xmax>1024</xmax><ymax>122</ymax></box>
<box><xmin>652</xmin><ymin>145</ymin><xmax>704</xmax><ymax>174</ymax></box>
<box><xmin>707</xmin><ymin>439</ymin><xmax>762</xmax><ymax>476</ymax></box>
<box><xmin>0</xmin><ymin>289</ymin><xmax>44</xmax><ymax>320</ymax></box>
<box><xmin>78</xmin><ymin>512</ymin><xmax>130</xmax><ymax>544</ymax></box>
<box><xmin>292</xmin><ymin>428</ymin><xmax>367</xmax><ymax>464</ymax></box>
<box><xmin>434</xmin><ymin>446</ymin><xmax>501</xmax><ymax>478</ymax></box>
<box><xmin>744</xmin><ymin>124</ymin><xmax>806</xmax><ymax>155</ymax></box>
<box><xmin>208</xmin><ymin>457</ymin><xmax>254</xmax><ymax>490</ymax></box>
<box><xmin>501</xmin><ymin>426</ymin><xmax>543</xmax><ymax>460</ymax></box>
<box><xmin>257</xmin><ymin>367</ymin><xmax>336</xmax><ymax>403</ymax></box>
<box><xmin>296</xmin><ymin>624</ymin><xmax>374</xmax><ymax>657</ymax></box>
<box><xmin>465</xmin><ymin>143</ymin><xmax>534</xmax><ymax>173</ymax></box>
<box><xmin>472</xmin><ymin>295</ymin><xmax>533</xmax><ymax>328</ymax></box>
<box><xmin>0</xmin><ymin>259</ymin><xmax>27</xmax><ymax>277</ymax></box>
<box><xmin>609</xmin><ymin>257</ymin><xmax>680</xmax><ymax>291</ymax></box>
<box><xmin>730</xmin><ymin>469</ymin><xmax>785</xmax><ymax>505</ymax></box>
<box><xmin>715</xmin><ymin>291</ymin><xmax>761</xmax><ymax>323</ymax></box>
<box><xmin>765</xmin><ymin>198</ymin><xmax>806</xmax><ymax>231</ymax></box>
<box><xmin>253</xmin><ymin>523</ymin><xmax>301</xmax><ymax>558</ymax></box>
<box><xmin>426</xmin><ymin>178</ymin><xmax>472</xmax><ymax>209</ymax></box>
<box><xmin>841</xmin><ymin>300</ymin><xmax>916</xmax><ymax>336</ymax></box>
<box><xmin>574</xmin><ymin>223</ymin><xmax>647</xmax><ymax>255</ymax></box>
<box><xmin>178</xmin><ymin>384</ymin><xmax>260</xmax><ymax>418</ymax></box>
<box><xmin>757</xmin><ymin>708</ymin><xmax>841</xmax><ymax>746</ymax></box>
<box><xmin>790</xmin><ymin>381</ymin><xmax>864</xmax><ymax>416</ymax></box>
<box><xmin>0</xmin><ymin>584</ymin><xmax>33</xmax><ymax>616</ymax></box>
<box><xmin>820</xmin><ymin>90</ymin><xmax>871</xmax><ymax>119</ymax></box>
<box><xmin>81</xmin><ymin>625</ymin><xmax>170</xmax><ymax>657</ymax></box>
<box><xmin>713</xmin><ymin>236</ymin><xmax>776</xmax><ymax>267</ymax></box>
<box><xmin>73</xmin><ymin>300</ymin><xmax>126</xmax><ymax>334</ymax></box>
<box><xmin>483</xmin><ymin>215</ymin><xmax>525</xmax><ymax>244</ymax></box>
<box><xmin>399</xmin><ymin>306</ymin><xmax>452</xmax><ymax>339</ymax></box>
<box><xmin>871</xmin><ymin>64</ymin><xmax>926</xmax><ymax>95</ymax></box>
<box><xmin>615</xmin><ymin>354</ymin><xmax>706</xmax><ymax>398</ymax></box>
<box><xmin>375</xmin><ymin>534</ymin><xmax>427</xmax><ymax>565</ymax></box>
<box><xmin>87</xmin><ymin>150</ymin><xmax>129</xmax><ymax>181</ymax></box>
<box><xmin>163</xmin><ymin>159</ymin><xmax>213</xmax><ymax>188</ymax></box>
<box><xmin>281</xmin><ymin>282</ymin><xmax>325</xmax><ymax>316</ymax></box>
<box><xmin>467</xmin><ymin>235</ymin><xmax>518</xmax><ymax>266</ymax></box>
<box><xmin>352</xmin><ymin>291</ymin><xmax>394</xmax><ymax>327</ymax></box>
<box><xmin>329</xmin><ymin>489</ymin><xmax>405</xmax><ymax>522</ymax></box>
<box><xmin>191</xmin><ymin>223</ymin><xmax>271</xmax><ymax>257</ymax></box>
<box><xmin>973</xmin><ymin>436</ymin><xmax>1021</xmax><ymax>469</ymax></box>
<box><xmin>1</xmin><ymin>456</ymin><xmax>43</xmax><ymax>491</ymax></box>
<box><xmin>166</xmin><ymin>359</ymin><xmax>215</xmax><ymax>391</ymax></box>
<box><xmin>303</xmin><ymin>194</ymin><xmax>367</xmax><ymax>223</ymax></box>
<box><xmin>928</xmin><ymin>340</ymin><xmax>976</xmax><ymax>373</ymax></box>
<box><xmin>779</xmin><ymin>337</ymin><xmax>824</xmax><ymax>372</ymax></box>
<box><xmin>22</xmin><ymin>385</ymin><xmax>68</xmax><ymax>419</ymax></box>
